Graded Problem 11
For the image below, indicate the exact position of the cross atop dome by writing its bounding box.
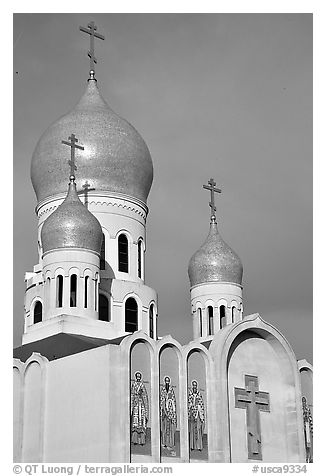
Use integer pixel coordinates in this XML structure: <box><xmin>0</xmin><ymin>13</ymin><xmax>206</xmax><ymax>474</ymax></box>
<box><xmin>79</xmin><ymin>21</ymin><xmax>105</xmax><ymax>80</ymax></box>
<box><xmin>61</xmin><ymin>133</ymin><xmax>84</xmax><ymax>181</ymax></box>
<box><xmin>203</xmin><ymin>178</ymin><xmax>222</xmax><ymax>223</ymax></box>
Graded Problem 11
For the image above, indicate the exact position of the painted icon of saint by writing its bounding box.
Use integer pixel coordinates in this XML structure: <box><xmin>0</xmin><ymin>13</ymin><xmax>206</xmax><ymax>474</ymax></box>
<box><xmin>302</xmin><ymin>396</ymin><xmax>313</xmax><ymax>462</ymax></box>
<box><xmin>160</xmin><ymin>375</ymin><xmax>177</xmax><ymax>449</ymax></box>
<box><xmin>188</xmin><ymin>379</ymin><xmax>205</xmax><ymax>451</ymax></box>
<box><xmin>130</xmin><ymin>371</ymin><xmax>149</xmax><ymax>445</ymax></box>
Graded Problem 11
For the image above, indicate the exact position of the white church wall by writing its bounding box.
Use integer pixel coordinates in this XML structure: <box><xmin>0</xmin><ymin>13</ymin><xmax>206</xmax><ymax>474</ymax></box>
<box><xmin>43</xmin><ymin>345</ymin><xmax>113</xmax><ymax>462</ymax></box>
<box><xmin>19</xmin><ymin>354</ymin><xmax>48</xmax><ymax>463</ymax></box>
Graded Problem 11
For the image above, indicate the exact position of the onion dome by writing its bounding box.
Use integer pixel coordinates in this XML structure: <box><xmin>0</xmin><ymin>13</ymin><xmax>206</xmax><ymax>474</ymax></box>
<box><xmin>41</xmin><ymin>177</ymin><xmax>103</xmax><ymax>254</ymax></box>
<box><xmin>31</xmin><ymin>79</ymin><xmax>153</xmax><ymax>204</ymax></box>
<box><xmin>188</xmin><ymin>217</ymin><xmax>243</xmax><ymax>287</ymax></box>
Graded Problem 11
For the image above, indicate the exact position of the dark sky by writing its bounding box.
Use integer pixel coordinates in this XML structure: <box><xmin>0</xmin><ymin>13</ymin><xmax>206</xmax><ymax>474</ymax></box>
<box><xmin>13</xmin><ymin>13</ymin><xmax>312</xmax><ymax>362</ymax></box>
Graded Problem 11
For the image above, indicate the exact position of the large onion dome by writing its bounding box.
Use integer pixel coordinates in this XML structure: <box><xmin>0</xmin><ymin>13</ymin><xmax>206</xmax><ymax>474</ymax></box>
<box><xmin>188</xmin><ymin>218</ymin><xmax>243</xmax><ymax>287</ymax></box>
<box><xmin>31</xmin><ymin>79</ymin><xmax>153</xmax><ymax>204</ymax></box>
<box><xmin>41</xmin><ymin>178</ymin><xmax>103</xmax><ymax>254</ymax></box>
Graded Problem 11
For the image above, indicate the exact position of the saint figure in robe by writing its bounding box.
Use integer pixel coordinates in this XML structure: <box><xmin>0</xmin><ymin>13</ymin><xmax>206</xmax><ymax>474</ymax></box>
<box><xmin>302</xmin><ymin>396</ymin><xmax>313</xmax><ymax>462</ymax></box>
<box><xmin>160</xmin><ymin>376</ymin><xmax>177</xmax><ymax>448</ymax></box>
<box><xmin>188</xmin><ymin>380</ymin><xmax>205</xmax><ymax>451</ymax></box>
<box><xmin>130</xmin><ymin>371</ymin><xmax>149</xmax><ymax>445</ymax></box>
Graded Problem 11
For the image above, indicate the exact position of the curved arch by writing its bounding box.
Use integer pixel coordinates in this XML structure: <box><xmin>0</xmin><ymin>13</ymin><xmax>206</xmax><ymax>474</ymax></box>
<box><xmin>13</xmin><ymin>359</ymin><xmax>24</xmax><ymax>462</ymax></box>
<box><xmin>68</xmin><ymin>266</ymin><xmax>80</xmax><ymax>277</ymax></box>
<box><xmin>114</xmin><ymin>228</ymin><xmax>133</xmax><ymax>241</ymax></box>
<box><xmin>209</xmin><ymin>314</ymin><xmax>305</xmax><ymax>462</ymax></box>
<box><xmin>204</xmin><ymin>298</ymin><xmax>215</xmax><ymax>308</ymax></box>
<box><xmin>136</xmin><ymin>235</ymin><xmax>146</xmax><ymax>251</ymax></box>
<box><xmin>53</xmin><ymin>267</ymin><xmax>65</xmax><ymax>279</ymax></box>
<box><xmin>157</xmin><ymin>338</ymin><xmax>185</xmax><ymax>460</ymax></box>
<box><xmin>119</xmin><ymin>333</ymin><xmax>157</xmax><ymax>462</ymax></box>
<box><xmin>80</xmin><ymin>267</ymin><xmax>92</xmax><ymax>278</ymax></box>
<box><xmin>30</xmin><ymin>296</ymin><xmax>44</xmax><ymax>310</ymax></box>
<box><xmin>184</xmin><ymin>344</ymin><xmax>213</xmax><ymax>460</ymax></box>
<box><xmin>298</xmin><ymin>359</ymin><xmax>313</xmax><ymax>373</ymax></box>
<box><xmin>22</xmin><ymin>353</ymin><xmax>48</xmax><ymax>463</ymax></box>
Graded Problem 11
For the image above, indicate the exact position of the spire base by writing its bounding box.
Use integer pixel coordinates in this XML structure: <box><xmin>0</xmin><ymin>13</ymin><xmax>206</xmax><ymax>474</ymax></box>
<box><xmin>88</xmin><ymin>70</ymin><xmax>97</xmax><ymax>82</ymax></box>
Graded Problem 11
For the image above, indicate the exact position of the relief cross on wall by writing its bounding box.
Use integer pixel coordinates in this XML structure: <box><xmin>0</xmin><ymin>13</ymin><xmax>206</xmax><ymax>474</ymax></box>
<box><xmin>234</xmin><ymin>375</ymin><xmax>270</xmax><ymax>460</ymax></box>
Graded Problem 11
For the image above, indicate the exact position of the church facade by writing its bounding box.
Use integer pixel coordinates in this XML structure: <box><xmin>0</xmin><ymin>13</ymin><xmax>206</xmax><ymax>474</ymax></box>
<box><xmin>13</xmin><ymin>22</ymin><xmax>313</xmax><ymax>464</ymax></box>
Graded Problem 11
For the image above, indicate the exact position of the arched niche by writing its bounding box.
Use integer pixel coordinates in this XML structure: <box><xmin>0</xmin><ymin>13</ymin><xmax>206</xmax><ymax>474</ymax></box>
<box><xmin>298</xmin><ymin>362</ymin><xmax>313</xmax><ymax>414</ymax></box>
<box><xmin>226</xmin><ymin>328</ymin><xmax>304</xmax><ymax>462</ymax></box>
<box><xmin>298</xmin><ymin>360</ymin><xmax>313</xmax><ymax>463</ymax></box>
<box><xmin>22</xmin><ymin>361</ymin><xmax>43</xmax><ymax>462</ymax></box>
<box><xmin>13</xmin><ymin>363</ymin><xmax>23</xmax><ymax>462</ymax></box>
<box><xmin>187</xmin><ymin>350</ymin><xmax>208</xmax><ymax>461</ymax></box>
<box><xmin>159</xmin><ymin>345</ymin><xmax>180</xmax><ymax>460</ymax></box>
<box><xmin>130</xmin><ymin>341</ymin><xmax>152</xmax><ymax>460</ymax></box>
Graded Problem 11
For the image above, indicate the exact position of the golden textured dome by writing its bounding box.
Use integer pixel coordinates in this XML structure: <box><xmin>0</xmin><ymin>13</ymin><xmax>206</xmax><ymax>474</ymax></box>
<box><xmin>41</xmin><ymin>178</ymin><xmax>103</xmax><ymax>254</ymax></box>
<box><xmin>188</xmin><ymin>219</ymin><xmax>243</xmax><ymax>287</ymax></box>
<box><xmin>31</xmin><ymin>79</ymin><xmax>153</xmax><ymax>204</ymax></box>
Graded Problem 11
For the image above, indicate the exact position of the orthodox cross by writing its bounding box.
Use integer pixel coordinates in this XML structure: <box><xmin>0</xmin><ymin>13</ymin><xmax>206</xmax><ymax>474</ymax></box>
<box><xmin>234</xmin><ymin>375</ymin><xmax>270</xmax><ymax>460</ymax></box>
<box><xmin>77</xmin><ymin>181</ymin><xmax>95</xmax><ymax>209</ymax></box>
<box><xmin>61</xmin><ymin>134</ymin><xmax>84</xmax><ymax>179</ymax></box>
<box><xmin>79</xmin><ymin>21</ymin><xmax>105</xmax><ymax>77</ymax></box>
<box><xmin>203</xmin><ymin>178</ymin><xmax>222</xmax><ymax>220</ymax></box>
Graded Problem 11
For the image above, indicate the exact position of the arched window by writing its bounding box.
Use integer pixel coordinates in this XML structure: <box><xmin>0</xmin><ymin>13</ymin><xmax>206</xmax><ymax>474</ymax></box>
<box><xmin>137</xmin><ymin>240</ymin><xmax>142</xmax><ymax>279</ymax></box>
<box><xmin>118</xmin><ymin>234</ymin><xmax>128</xmax><ymax>273</ymax></box>
<box><xmin>208</xmin><ymin>306</ymin><xmax>214</xmax><ymax>335</ymax></box>
<box><xmin>149</xmin><ymin>304</ymin><xmax>154</xmax><ymax>338</ymax></box>
<box><xmin>84</xmin><ymin>276</ymin><xmax>89</xmax><ymax>308</ymax></box>
<box><xmin>99</xmin><ymin>294</ymin><xmax>109</xmax><ymax>321</ymax></box>
<box><xmin>100</xmin><ymin>233</ymin><xmax>105</xmax><ymax>270</ymax></box>
<box><xmin>56</xmin><ymin>275</ymin><xmax>63</xmax><ymax>308</ymax></box>
<box><xmin>220</xmin><ymin>305</ymin><xmax>226</xmax><ymax>329</ymax></box>
<box><xmin>125</xmin><ymin>297</ymin><xmax>138</xmax><ymax>332</ymax></box>
<box><xmin>46</xmin><ymin>277</ymin><xmax>51</xmax><ymax>304</ymax></box>
<box><xmin>232</xmin><ymin>306</ymin><xmax>236</xmax><ymax>323</ymax></box>
<box><xmin>33</xmin><ymin>301</ymin><xmax>42</xmax><ymax>324</ymax></box>
<box><xmin>70</xmin><ymin>274</ymin><xmax>77</xmax><ymax>307</ymax></box>
<box><xmin>94</xmin><ymin>277</ymin><xmax>98</xmax><ymax>311</ymax></box>
<box><xmin>197</xmin><ymin>308</ymin><xmax>202</xmax><ymax>337</ymax></box>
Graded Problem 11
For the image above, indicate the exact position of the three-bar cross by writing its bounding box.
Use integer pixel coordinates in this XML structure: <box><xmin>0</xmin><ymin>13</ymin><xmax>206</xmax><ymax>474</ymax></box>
<box><xmin>203</xmin><ymin>178</ymin><xmax>222</xmax><ymax>220</ymax></box>
<box><xmin>61</xmin><ymin>133</ymin><xmax>84</xmax><ymax>179</ymax></box>
<box><xmin>234</xmin><ymin>375</ymin><xmax>270</xmax><ymax>460</ymax></box>
<box><xmin>79</xmin><ymin>21</ymin><xmax>105</xmax><ymax>75</ymax></box>
<box><xmin>77</xmin><ymin>181</ymin><xmax>95</xmax><ymax>209</ymax></box>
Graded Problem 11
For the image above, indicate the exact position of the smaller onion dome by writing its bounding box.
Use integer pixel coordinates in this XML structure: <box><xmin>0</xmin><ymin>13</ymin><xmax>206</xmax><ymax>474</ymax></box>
<box><xmin>41</xmin><ymin>178</ymin><xmax>103</xmax><ymax>254</ymax></box>
<box><xmin>188</xmin><ymin>217</ymin><xmax>243</xmax><ymax>287</ymax></box>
